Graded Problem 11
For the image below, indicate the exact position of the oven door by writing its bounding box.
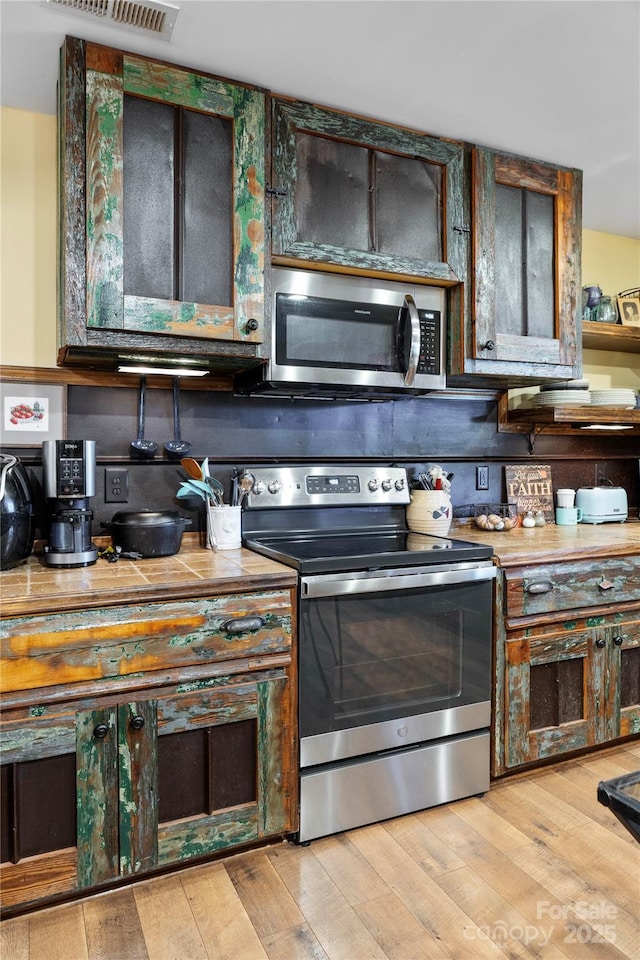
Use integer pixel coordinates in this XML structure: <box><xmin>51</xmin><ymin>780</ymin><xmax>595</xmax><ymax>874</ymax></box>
<box><xmin>298</xmin><ymin>562</ymin><xmax>496</xmax><ymax>767</ymax></box>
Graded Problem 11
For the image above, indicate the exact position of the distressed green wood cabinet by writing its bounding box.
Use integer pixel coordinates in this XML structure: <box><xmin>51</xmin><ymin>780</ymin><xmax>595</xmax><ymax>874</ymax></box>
<box><xmin>449</xmin><ymin>148</ymin><xmax>583</xmax><ymax>386</ymax></box>
<box><xmin>58</xmin><ymin>37</ymin><xmax>268</xmax><ymax>371</ymax></box>
<box><xmin>0</xmin><ymin>590</ymin><xmax>296</xmax><ymax>913</ymax></box>
<box><xmin>503</xmin><ymin>616</ymin><xmax>640</xmax><ymax>770</ymax></box>
<box><xmin>493</xmin><ymin>556</ymin><xmax>640</xmax><ymax>775</ymax></box>
<box><xmin>270</xmin><ymin>96</ymin><xmax>469</xmax><ymax>288</ymax></box>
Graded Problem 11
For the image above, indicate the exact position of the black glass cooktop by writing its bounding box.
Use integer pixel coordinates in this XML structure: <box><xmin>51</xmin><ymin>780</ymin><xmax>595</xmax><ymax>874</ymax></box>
<box><xmin>243</xmin><ymin>530</ymin><xmax>493</xmax><ymax>574</ymax></box>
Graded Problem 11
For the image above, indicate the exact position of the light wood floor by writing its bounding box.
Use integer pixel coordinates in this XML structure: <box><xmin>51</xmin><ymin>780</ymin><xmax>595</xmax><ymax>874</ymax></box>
<box><xmin>2</xmin><ymin>741</ymin><xmax>639</xmax><ymax>960</ymax></box>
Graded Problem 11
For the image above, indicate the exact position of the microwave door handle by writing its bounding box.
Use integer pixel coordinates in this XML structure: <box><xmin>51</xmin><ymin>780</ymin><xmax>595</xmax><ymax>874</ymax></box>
<box><xmin>402</xmin><ymin>294</ymin><xmax>420</xmax><ymax>386</ymax></box>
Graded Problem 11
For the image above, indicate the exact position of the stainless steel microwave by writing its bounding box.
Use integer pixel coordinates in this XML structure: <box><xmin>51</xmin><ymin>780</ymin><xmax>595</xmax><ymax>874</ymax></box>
<box><xmin>235</xmin><ymin>267</ymin><xmax>446</xmax><ymax>399</ymax></box>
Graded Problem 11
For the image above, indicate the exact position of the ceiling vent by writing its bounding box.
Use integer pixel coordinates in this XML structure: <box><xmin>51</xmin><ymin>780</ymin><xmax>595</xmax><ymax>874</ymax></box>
<box><xmin>41</xmin><ymin>0</ymin><xmax>180</xmax><ymax>40</ymax></box>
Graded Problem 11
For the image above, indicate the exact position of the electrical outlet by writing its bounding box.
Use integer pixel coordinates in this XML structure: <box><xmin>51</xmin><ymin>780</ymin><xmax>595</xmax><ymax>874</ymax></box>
<box><xmin>105</xmin><ymin>467</ymin><xmax>129</xmax><ymax>503</ymax></box>
<box><xmin>476</xmin><ymin>465</ymin><xmax>489</xmax><ymax>490</ymax></box>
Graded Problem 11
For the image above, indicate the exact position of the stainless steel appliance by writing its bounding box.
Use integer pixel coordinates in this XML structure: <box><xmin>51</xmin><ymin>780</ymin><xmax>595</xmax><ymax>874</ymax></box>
<box><xmin>242</xmin><ymin>465</ymin><xmax>495</xmax><ymax>842</ymax></box>
<box><xmin>42</xmin><ymin>440</ymin><xmax>98</xmax><ymax>568</ymax></box>
<box><xmin>235</xmin><ymin>267</ymin><xmax>446</xmax><ymax>399</ymax></box>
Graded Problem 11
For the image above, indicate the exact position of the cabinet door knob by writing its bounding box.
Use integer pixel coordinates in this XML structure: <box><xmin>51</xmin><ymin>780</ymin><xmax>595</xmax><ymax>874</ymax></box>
<box><xmin>598</xmin><ymin>578</ymin><xmax>615</xmax><ymax>591</ymax></box>
<box><xmin>595</xmin><ymin>637</ymin><xmax>606</xmax><ymax>649</ymax></box>
<box><xmin>525</xmin><ymin>581</ymin><xmax>554</xmax><ymax>595</ymax></box>
<box><xmin>220</xmin><ymin>615</ymin><xmax>266</xmax><ymax>634</ymax></box>
<box><xmin>93</xmin><ymin>723</ymin><xmax>109</xmax><ymax>739</ymax></box>
<box><xmin>483</xmin><ymin>340</ymin><xmax>495</xmax><ymax>351</ymax></box>
<box><xmin>613</xmin><ymin>634</ymin><xmax>626</xmax><ymax>646</ymax></box>
<box><xmin>246</xmin><ymin>318</ymin><xmax>259</xmax><ymax>332</ymax></box>
<box><xmin>130</xmin><ymin>715</ymin><xmax>145</xmax><ymax>731</ymax></box>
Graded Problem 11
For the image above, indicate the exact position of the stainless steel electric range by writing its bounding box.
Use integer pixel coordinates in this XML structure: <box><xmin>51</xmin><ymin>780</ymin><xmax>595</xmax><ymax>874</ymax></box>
<box><xmin>242</xmin><ymin>465</ymin><xmax>495</xmax><ymax>842</ymax></box>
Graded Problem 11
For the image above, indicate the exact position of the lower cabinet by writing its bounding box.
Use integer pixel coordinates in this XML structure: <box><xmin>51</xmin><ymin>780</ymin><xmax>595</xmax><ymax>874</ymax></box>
<box><xmin>493</xmin><ymin>553</ymin><xmax>640</xmax><ymax>775</ymax></box>
<box><xmin>503</xmin><ymin>615</ymin><xmax>640</xmax><ymax>770</ymax></box>
<box><xmin>1</xmin><ymin>670</ymin><xmax>292</xmax><ymax>910</ymax></box>
<box><xmin>0</xmin><ymin>590</ymin><xmax>296</xmax><ymax>913</ymax></box>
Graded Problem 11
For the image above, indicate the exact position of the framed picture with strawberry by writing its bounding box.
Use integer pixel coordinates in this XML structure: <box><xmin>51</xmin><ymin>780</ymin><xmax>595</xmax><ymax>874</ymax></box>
<box><xmin>0</xmin><ymin>381</ymin><xmax>66</xmax><ymax>446</ymax></box>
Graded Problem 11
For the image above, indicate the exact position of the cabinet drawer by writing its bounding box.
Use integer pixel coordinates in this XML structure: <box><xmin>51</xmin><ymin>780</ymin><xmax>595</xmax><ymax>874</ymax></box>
<box><xmin>504</xmin><ymin>556</ymin><xmax>640</xmax><ymax>621</ymax></box>
<box><xmin>0</xmin><ymin>591</ymin><xmax>292</xmax><ymax>694</ymax></box>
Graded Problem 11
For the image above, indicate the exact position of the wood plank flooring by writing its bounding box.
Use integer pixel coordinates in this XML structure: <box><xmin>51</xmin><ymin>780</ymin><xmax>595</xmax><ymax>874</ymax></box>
<box><xmin>2</xmin><ymin>741</ymin><xmax>639</xmax><ymax>960</ymax></box>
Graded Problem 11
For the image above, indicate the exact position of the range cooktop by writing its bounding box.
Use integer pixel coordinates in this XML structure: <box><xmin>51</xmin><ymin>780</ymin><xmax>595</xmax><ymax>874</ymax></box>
<box><xmin>243</xmin><ymin>529</ymin><xmax>493</xmax><ymax>574</ymax></box>
<box><xmin>242</xmin><ymin>466</ymin><xmax>493</xmax><ymax>574</ymax></box>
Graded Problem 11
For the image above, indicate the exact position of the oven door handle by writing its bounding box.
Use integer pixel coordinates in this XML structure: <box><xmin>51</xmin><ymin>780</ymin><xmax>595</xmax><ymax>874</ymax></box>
<box><xmin>301</xmin><ymin>564</ymin><xmax>496</xmax><ymax>598</ymax></box>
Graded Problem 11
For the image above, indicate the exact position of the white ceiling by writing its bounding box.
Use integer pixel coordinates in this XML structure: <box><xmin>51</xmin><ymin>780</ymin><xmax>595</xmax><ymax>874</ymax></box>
<box><xmin>2</xmin><ymin>0</ymin><xmax>639</xmax><ymax>239</ymax></box>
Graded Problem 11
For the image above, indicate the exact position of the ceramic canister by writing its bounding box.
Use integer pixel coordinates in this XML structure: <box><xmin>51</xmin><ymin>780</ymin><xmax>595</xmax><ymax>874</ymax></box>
<box><xmin>406</xmin><ymin>489</ymin><xmax>452</xmax><ymax>536</ymax></box>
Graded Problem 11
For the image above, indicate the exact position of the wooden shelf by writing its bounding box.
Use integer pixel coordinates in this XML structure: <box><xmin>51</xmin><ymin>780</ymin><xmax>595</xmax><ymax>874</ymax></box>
<box><xmin>0</xmin><ymin>365</ymin><xmax>234</xmax><ymax>392</ymax></box>
<box><xmin>506</xmin><ymin>405</ymin><xmax>640</xmax><ymax>431</ymax></box>
<box><xmin>582</xmin><ymin>320</ymin><xmax>640</xmax><ymax>354</ymax></box>
<box><xmin>498</xmin><ymin>394</ymin><xmax>640</xmax><ymax>449</ymax></box>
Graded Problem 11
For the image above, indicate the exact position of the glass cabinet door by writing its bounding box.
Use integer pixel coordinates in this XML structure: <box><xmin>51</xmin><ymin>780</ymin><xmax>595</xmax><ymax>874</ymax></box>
<box><xmin>470</xmin><ymin>148</ymin><xmax>582</xmax><ymax>379</ymax></box>
<box><xmin>60</xmin><ymin>37</ymin><xmax>266</xmax><ymax>357</ymax></box>
<box><xmin>271</xmin><ymin>97</ymin><xmax>469</xmax><ymax>287</ymax></box>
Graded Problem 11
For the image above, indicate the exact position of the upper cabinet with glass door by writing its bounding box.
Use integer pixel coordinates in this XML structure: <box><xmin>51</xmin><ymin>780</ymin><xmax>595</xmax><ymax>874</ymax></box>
<box><xmin>270</xmin><ymin>97</ymin><xmax>470</xmax><ymax>290</ymax></box>
<box><xmin>448</xmin><ymin>147</ymin><xmax>582</xmax><ymax>386</ymax></box>
<box><xmin>58</xmin><ymin>38</ymin><xmax>267</xmax><ymax>371</ymax></box>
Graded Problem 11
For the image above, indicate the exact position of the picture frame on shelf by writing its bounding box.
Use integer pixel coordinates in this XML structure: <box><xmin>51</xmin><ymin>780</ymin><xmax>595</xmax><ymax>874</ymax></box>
<box><xmin>0</xmin><ymin>381</ymin><xmax>66</xmax><ymax>446</ymax></box>
<box><xmin>617</xmin><ymin>296</ymin><xmax>640</xmax><ymax>327</ymax></box>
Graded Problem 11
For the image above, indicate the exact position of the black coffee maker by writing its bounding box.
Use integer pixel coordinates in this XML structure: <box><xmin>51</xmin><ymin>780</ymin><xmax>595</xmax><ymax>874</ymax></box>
<box><xmin>42</xmin><ymin>440</ymin><xmax>98</xmax><ymax>568</ymax></box>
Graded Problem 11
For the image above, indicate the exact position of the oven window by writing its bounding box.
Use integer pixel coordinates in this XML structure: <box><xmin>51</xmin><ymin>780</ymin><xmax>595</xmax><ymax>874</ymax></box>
<box><xmin>299</xmin><ymin>580</ymin><xmax>491</xmax><ymax>737</ymax></box>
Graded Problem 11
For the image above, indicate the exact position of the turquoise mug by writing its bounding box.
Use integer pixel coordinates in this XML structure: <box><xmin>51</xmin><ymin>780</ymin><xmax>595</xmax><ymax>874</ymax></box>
<box><xmin>555</xmin><ymin>506</ymin><xmax>583</xmax><ymax>525</ymax></box>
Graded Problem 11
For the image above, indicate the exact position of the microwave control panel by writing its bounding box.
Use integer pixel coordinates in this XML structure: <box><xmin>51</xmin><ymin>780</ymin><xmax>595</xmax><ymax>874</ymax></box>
<box><xmin>417</xmin><ymin>311</ymin><xmax>440</xmax><ymax>374</ymax></box>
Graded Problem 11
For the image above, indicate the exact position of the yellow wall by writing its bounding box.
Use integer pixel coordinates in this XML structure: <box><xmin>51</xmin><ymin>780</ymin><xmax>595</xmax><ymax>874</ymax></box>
<box><xmin>1</xmin><ymin>106</ymin><xmax>639</xmax><ymax>384</ymax></box>
<box><xmin>582</xmin><ymin>228</ymin><xmax>640</xmax><ymax>296</ymax></box>
<box><xmin>581</xmin><ymin>229</ymin><xmax>640</xmax><ymax>391</ymax></box>
<box><xmin>1</xmin><ymin>107</ymin><xmax>57</xmax><ymax>367</ymax></box>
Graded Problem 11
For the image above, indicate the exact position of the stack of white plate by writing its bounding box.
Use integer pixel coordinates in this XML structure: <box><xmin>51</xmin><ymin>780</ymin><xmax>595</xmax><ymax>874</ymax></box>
<box><xmin>589</xmin><ymin>389</ymin><xmax>637</xmax><ymax>408</ymax></box>
<box><xmin>533</xmin><ymin>390</ymin><xmax>591</xmax><ymax>408</ymax></box>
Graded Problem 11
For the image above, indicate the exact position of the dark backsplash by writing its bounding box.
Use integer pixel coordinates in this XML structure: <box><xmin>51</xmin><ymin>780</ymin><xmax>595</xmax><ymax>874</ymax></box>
<box><xmin>5</xmin><ymin>385</ymin><xmax>639</xmax><ymax>534</ymax></box>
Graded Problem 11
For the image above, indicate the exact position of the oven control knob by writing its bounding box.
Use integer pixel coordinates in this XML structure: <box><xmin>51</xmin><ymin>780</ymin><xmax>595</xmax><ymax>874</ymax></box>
<box><xmin>252</xmin><ymin>480</ymin><xmax>265</xmax><ymax>495</ymax></box>
<box><xmin>368</xmin><ymin>478</ymin><xmax>379</xmax><ymax>492</ymax></box>
<box><xmin>381</xmin><ymin>479</ymin><xmax>393</xmax><ymax>492</ymax></box>
<box><xmin>395</xmin><ymin>478</ymin><xmax>405</xmax><ymax>491</ymax></box>
<box><xmin>267</xmin><ymin>480</ymin><xmax>282</xmax><ymax>495</ymax></box>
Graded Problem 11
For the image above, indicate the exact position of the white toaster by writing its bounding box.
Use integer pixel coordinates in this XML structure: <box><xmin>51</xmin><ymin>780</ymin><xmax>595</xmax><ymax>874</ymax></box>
<box><xmin>575</xmin><ymin>487</ymin><xmax>628</xmax><ymax>524</ymax></box>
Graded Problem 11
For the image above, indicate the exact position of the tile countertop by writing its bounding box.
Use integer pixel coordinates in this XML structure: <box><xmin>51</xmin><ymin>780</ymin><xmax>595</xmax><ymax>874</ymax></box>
<box><xmin>0</xmin><ymin>535</ymin><xmax>297</xmax><ymax>618</ymax></box>
<box><xmin>451</xmin><ymin>519</ymin><xmax>640</xmax><ymax>568</ymax></box>
<box><xmin>2</xmin><ymin>525</ymin><xmax>638</xmax><ymax>618</ymax></box>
